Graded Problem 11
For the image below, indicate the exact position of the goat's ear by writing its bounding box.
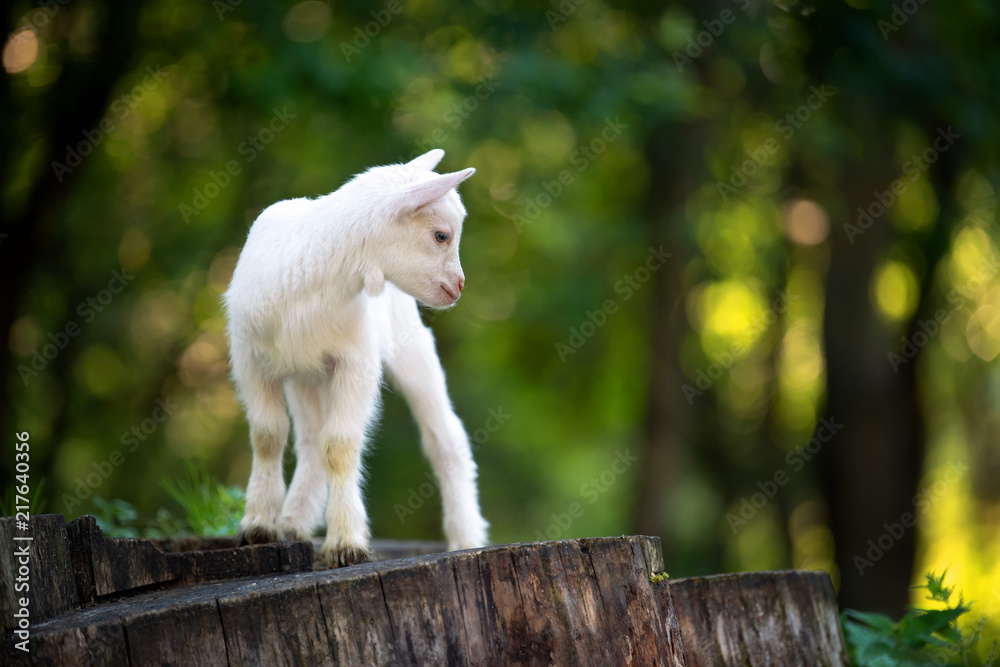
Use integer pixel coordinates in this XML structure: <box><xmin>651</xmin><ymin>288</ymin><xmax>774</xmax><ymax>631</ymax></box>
<box><xmin>401</xmin><ymin>168</ymin><xmax>475</xmax><ymax>212</ymax></box>
<box><xmin>406</xmin><ymin>149</ymin><xmax>445</xmax><ymax>171</ymax></box>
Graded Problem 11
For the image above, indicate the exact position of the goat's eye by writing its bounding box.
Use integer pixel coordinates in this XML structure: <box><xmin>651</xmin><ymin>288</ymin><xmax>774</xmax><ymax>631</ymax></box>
<box><xmin>434</xmin><ymin>231</ymin><xmax>450</xmax><ymax>243</ymax></box>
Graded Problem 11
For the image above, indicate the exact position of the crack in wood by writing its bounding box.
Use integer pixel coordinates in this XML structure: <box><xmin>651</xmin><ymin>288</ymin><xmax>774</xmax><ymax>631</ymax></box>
<box><xmin>2</xmin><ymin>516</ymin><xmax>846</xmax><ymax>666</ymax></box>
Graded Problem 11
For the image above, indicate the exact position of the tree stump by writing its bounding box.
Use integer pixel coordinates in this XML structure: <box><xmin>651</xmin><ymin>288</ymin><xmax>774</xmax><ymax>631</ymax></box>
<box><xmin>1</xmin><ymin>515</ymin><xmax>848</xmax><ymax>665</ymax></box>
<box><xmin>668</xmin><ymin>571</ymin><xmax>848</xmax><ymax>666</ymax></box>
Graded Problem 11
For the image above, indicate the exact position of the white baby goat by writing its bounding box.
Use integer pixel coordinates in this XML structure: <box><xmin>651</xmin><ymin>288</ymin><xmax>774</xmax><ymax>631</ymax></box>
<box><xmin>223</xmin><ymin>149</ymin><xmax>488</xmax><ymax>567</ymax></box>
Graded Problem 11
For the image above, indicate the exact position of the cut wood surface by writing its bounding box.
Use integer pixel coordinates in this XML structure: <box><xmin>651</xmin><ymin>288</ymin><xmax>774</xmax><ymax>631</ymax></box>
<box><xmin>2</xmin><ymin>515</ymin><xmax>848</xmax><ymax>665</ymax></box>
<box><xmin>669</xmin><ymin>570</ymin><xmax>849</xmax><ymax>666</ymax></box>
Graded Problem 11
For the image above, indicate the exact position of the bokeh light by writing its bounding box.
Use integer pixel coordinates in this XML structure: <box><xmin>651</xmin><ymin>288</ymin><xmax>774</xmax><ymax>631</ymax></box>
<box><xmin>784</xmin><ymin>199</ymin><xmax>830</xmax><ymax>246</ymax></box>
<box><xmin>2</xmin><ymin>3</ymin><xmax>998</xmax><ymax>652</ymax></box>
<box><xmin>2</xmin><ymin>28</ymin><xmax>38</xmax><ymax>74</ymax></box>
<box><xmin>872</xmin><ymin>259</ymin><xmax>920</xmax><ymax>324</ymax></box>
<box><xmin>282</xmin><ymin>1</ymin><xmax>332</xmax><ymax>43</ymax></box>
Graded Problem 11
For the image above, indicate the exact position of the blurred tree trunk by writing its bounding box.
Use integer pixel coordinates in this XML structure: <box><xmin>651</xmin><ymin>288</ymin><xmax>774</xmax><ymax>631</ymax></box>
<box><xmin>0</xmin><ymin>1</ymin><xmax>144</xmax><ymax>479</ymax></box>
<box><xmin>818</xmin><ymin>103</ymin><xmax>967</xmax><ymax>611</ymax></box>
<box><xmin>632</xmin><ymin>124</ymin><xmax>705</xmax><ymax>564</ymax></box>
<box><xmin>820</xmin><ymin>170</ymin><xmax>925</xmax><ymax>615</ymax></box>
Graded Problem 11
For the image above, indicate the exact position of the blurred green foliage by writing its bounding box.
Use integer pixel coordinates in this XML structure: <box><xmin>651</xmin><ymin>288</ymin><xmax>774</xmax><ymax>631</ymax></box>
<box><xmin>1</xmin><ymin>0</ymin><xmax>999</xmax><ymax>650</ymax></box>
<box><xmin>91</xmin><ymin>461</ymin><xmax>244</xmax><ymax>537</ymax></box>
<box><xmin>0</xmin><ymin>477</ymin><xmax>46</xmax><ymax>517</ymax></box>
<box><xmin>843</xmin><ymin>571</ymin><xmax>997</xmax><ymax>667</ymax></box>
<box><xmin>161</xmin><ymin>460</ymin><xmax>244</xmax><ymax>536</ymax></box>
<box><xmin>91</xmin><ymin>496</ymin><xmax>187</xmax><ymax>538</ymax></box>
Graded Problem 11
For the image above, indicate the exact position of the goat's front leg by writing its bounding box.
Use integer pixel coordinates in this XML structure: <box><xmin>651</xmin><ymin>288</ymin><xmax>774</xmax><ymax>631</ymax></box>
<box><xmin>318</xmin><ymin>355</ymin><xmax>381</xmax><ymax>567</ymax></box>
<box><xmin>237</xmin><ymin>378</ymin><xmax>290</xmax><ymax>545</ymax></box>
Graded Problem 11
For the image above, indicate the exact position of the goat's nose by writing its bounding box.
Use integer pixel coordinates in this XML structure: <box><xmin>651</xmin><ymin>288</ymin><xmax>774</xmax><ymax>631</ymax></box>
<box><xmin>458</xmin><ymin>277</ymin><xmax>465</xmax><ymax>293</ymax></box>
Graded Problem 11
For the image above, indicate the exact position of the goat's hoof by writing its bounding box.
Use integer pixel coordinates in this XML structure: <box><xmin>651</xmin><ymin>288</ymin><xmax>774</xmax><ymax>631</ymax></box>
<box><xmin>278</xmin><ymin>527</ymin><xmax>311</xmax><ymax>542</ymax></box>
<box><xmin>275</xmin><ymin>521</ymin><xmax>311</xmax><ymax>542</ymax></box>
<box><xmin>237</xmin><ymin>524</ymin><xmax>281</xmax><ymax>546</ymax></box>
<box><xmin>321</xmin><ymin>544</ymin><xmax>377</xmax><ymax>568</ymax></box>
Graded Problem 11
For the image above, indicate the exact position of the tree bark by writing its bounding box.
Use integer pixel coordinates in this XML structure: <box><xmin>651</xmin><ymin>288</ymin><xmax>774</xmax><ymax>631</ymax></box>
<box><xmin>3</xmin><ymin>514</ymin><xmax>849</xmax><ymax>666</ymax></box>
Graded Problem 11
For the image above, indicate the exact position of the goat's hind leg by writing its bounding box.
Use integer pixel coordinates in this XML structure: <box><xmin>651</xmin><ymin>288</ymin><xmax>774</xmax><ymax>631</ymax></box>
<box><xmin>236</xmin><ymin>373</ymin><xmax>290</xmax><ymax>545</ymax></box>
<box><xmin>278</xmin><ymin>380</ymin><xmax>327</xmax><ymax>541</ymax></box>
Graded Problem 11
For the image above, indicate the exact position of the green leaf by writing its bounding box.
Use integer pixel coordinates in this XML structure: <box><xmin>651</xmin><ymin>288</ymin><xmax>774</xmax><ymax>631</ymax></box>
<box><xmin>843</xmin><ymin>609</ymin><xmax>899</xmax><ymax>635</ymax></box>
<box><xmin>900</xmin><ymin>606</ymin><xmax>970</xmax><ymax>647</ymax></box>
<box><xmin>853</xmin><ymin>631</ymin><xmax>901</xmax><ymax>663</ymax></box>
<box><xmin>914</xmin><ymin>569</ymin><xmax>955</xmax><ymax>604</ymax></box>
<box><xmin>843</xmin><ymin>618</ymin><xmax>898</xmax><ymax>658</ymax></box>
<box><xmin>863</xmin><ymin>655</ymin><xmax>899</xmax><ymax>667</ymax></box>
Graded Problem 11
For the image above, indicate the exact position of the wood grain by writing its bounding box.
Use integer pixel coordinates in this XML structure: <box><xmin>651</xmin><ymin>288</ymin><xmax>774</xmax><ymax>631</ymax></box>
<box><xmin>2</xmin><ymin>514</ymin><xmax>849</xmax><ymax>666</ymax></box>
<box><xmin>667</xmin><ymin>570</ymin><xmax>849</xmax><ymax>666</ymax></box>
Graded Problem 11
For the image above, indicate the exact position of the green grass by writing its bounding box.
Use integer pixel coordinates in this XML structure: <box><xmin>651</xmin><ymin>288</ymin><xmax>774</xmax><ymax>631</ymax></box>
<box><xmin>842</xmin><ymin>570</ymin><xmax>997</xmax><ymax>667</ymax></box>
<box><xmin>88</xmin><ymin>461</ymin><xmax>244</xmax><ymax>538</ymax></box>
<box><xmin>0</xmin><ymin>477</ymin><xmax>47</xmax><ymax>517</ymax></box>
<box><xmin>160</xmin><ymin>461</ymin><xmax>244</xmax><ymax>537</ymax></box>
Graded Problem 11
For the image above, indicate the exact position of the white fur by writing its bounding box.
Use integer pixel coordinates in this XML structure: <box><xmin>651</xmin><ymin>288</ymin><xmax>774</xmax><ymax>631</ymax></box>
<box><xmin>223</xmin><ymin>149</ymin><xmax>488</xmax><ymax>565</ymax></box>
